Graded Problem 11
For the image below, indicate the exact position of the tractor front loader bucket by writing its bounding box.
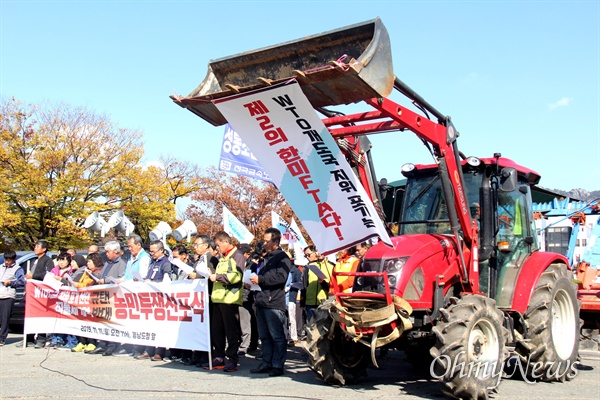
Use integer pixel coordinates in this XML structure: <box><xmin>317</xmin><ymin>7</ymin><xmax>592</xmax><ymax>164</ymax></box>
<box><xmin>171</xmin><ymin>17</ymin><xmax>395</xmax><ymax>126</ymax></box>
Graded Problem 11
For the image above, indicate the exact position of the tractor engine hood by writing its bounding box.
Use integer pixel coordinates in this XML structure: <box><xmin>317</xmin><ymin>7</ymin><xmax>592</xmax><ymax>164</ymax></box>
<box><xmin>358</xmin><ymin>234</ymin><xmax>458</xmax><ymax>297</ymax></box>
<box><xmin>366</xmin><ymin>234</ymin><xmax>457</xmax><ymax>262</ymax></box>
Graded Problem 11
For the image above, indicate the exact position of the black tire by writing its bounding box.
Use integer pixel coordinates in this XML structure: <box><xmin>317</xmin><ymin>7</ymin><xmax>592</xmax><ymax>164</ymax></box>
<box><xmin>430</xmin><ymin>294</ymin><xmax>508</xmax><ymax>399</ymax></box>
<box><xmin>304</xmin><ymin>298</ymin><xmax>370</xmax><ymax>385</ymax></box>
<box><xmin>515</xmin><ymin>263</ymin><xmax>579</xmax><ymax>382</ymax></box>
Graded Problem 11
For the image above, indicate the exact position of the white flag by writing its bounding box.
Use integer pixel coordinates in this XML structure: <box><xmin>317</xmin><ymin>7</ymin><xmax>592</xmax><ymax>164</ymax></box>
<box><xmin>223</xmin><ymin>205</ymin><xmax>254</xmax><ymax>243</ymax></box>
<box><xmin>290</xmin><ymin>218</ymin><xmax>308</xmax><ymax>249</ymax></box>
<box><xmin>271</xmin><ymin>210</ymin><xmax>291</xmax><ymax>245</ymax></box>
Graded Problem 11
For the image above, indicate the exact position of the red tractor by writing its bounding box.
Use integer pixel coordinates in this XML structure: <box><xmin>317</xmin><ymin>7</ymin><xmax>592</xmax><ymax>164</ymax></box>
<box><xmin>172</xmin><ymin>18</ymin><xmax>580</xmax><ymax>400</ymax></box>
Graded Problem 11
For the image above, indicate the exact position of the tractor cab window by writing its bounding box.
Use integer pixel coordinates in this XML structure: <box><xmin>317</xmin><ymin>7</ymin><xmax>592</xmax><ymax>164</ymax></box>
<box><xmin>494</xmin><ymin>182</ymin><xmax>538</xmax><ymax>307</ymax></box>
<box><xmin>400</xmin><ymin>172</ymin><xmax>480</xmax><ymax>235</ymax></box>
<box><xmin>497</xmin><ymin>191</ymin><xmax>524</xmax><ymax>252</ymax></box>
<box><xmin>496</xmin><ymin>185</ymin><xmax>536</xmax><ymax>257</ymax></box>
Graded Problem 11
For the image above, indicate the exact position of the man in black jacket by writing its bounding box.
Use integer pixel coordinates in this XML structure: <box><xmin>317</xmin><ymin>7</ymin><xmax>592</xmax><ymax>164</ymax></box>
<box><xmin>249</xmin><ymin>228</ymin><xmax>291</xmax><ymax>377</ymax></box>
<box><xmin>27</xmin><ymin>240</ymin><xmax>54</xmax><ymax>348</ymax></box>
<box><xmin>28</xmin><ymin>240</ymin><xmax>54</xmax><ymax>281</ymax></box>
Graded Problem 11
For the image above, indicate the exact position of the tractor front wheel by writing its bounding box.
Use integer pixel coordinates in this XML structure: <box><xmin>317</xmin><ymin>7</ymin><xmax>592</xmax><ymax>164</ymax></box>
<box><xmin>430</xmin><ymin>294</ymin><xmax>508</xmax><ymax>399</ymax></box>
<box><xmin>304</xmin><ymin>298</ymin><xmax>370</xmax><ymax>385</ymax></box>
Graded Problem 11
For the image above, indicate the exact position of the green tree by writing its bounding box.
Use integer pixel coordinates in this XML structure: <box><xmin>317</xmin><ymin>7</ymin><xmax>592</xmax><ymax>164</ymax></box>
<box><xmin>0</xmin><ymin>98</ymin><xmax>176</xmax><ymax>250</ymax></box>
<box><xmin>124</xmin><ymin>156</ymin><xmax>201</xmax><ymax>241</ymax></box>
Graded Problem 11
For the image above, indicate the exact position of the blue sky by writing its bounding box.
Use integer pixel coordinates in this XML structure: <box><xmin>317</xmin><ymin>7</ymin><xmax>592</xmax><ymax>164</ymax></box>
<box><xmin>2</xmin><ymin>0</ymin><xmax>599</xmax><ymax>210</ymax></box>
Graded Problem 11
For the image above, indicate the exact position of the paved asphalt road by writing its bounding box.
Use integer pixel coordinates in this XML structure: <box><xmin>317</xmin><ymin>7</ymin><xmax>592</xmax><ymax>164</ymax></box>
<box><xmin>1</xmin><ymin>332</ymin><xmax>599</xmax><ymax>400</ymax></box>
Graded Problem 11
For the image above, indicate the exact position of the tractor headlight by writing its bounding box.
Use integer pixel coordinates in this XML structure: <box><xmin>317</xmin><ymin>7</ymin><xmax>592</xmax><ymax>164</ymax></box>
<box><xmin>466</xmin><ymin>156</ymin><xmax>481</xmax><ymax>167</ymax></box>
<box><xmin>401</xmin><ymin>163</ymin><xmax>415</xmax><ymax>177</ymax></box>
<box><xmin>388</xmin><ymin>275</ymin><xmax>397</xmax><ymax>287</ymax></box>
<box><xmin>384</xmin><ymin>257</ymin><xmax>408</xmax><ymax>273</ymax></box>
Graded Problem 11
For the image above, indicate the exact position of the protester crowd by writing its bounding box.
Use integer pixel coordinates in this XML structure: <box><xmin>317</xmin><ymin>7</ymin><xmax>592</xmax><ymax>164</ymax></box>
<box><xmin>0</xmin><ymin>228</ymin><xmax>372</xmax><ymax>375</ymax></box>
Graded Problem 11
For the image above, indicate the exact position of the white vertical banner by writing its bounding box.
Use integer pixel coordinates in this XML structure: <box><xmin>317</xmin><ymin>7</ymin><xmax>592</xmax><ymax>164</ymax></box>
<box><xmin>214</xmin><ymin>80</ymin><xmax>392</xmax><ymax>255</ymax></box>
<box><xmin>271</xmin><ymin>210</ymin><xmax>291</xmax><ymax>245</ymax></box>
<box><xmin>290</xmin><ymin>218</ymin><xmax>308</xmax><ymax>249</ymax></box>
<box><xmin>223</xmin><ymin>205</ymin><xmax>254</xmax><ymax>243</ymax></box>
<box><xmin>270</xmin><ymin>211</ymin><xmax>307</xmax><ymax>248</ymax></box>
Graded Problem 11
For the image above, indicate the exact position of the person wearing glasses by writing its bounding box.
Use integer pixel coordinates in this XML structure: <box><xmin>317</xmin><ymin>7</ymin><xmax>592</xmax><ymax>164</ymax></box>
<box><xmin>143</xmin><ymin>240</ymin><xmax>173</xmax><ymax>283</ymax></box>
<box><xmin>203</xmin><ymin>231</ymin><xmax>245</xmax><ymax>373</ymax></box>
<box><xmin>177</xmin><ymin>234</ymin><xmax>219</xmax><ymax>367</ymax></box>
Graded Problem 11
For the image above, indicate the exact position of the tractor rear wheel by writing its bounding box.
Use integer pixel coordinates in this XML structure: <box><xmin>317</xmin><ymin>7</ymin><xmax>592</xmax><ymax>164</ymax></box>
<box><xmin>430</xmin><ymin>294</ymin><xmax>508</xmax><ymax>399</ymax></box>
<box><xmin>515</xmin><ymin>263</ymin><xmax>579</xmax><ymax>382</ymax></box>
<box><xmin>304</xmin><ymin>298</ymin><xmax>370</xmax><ymax>385</ymax></box>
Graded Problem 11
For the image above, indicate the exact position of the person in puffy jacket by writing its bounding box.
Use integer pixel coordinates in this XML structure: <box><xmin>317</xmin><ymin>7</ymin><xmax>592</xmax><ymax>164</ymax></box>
<box><xmin>250</xmin><ymin>228</ymin><xmax>291</xmax><ymax>377</ymax></box>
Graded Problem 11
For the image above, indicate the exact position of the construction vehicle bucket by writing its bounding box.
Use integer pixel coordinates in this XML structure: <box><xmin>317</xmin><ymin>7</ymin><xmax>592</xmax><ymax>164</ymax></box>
<box><xmin>171</xmin><ymin>17</ymin><xmax>394</xmax><ymax>126</ymax></box>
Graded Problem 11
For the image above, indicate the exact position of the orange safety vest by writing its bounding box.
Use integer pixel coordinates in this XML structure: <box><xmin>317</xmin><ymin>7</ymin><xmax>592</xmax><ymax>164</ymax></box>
<box><xmin>334</xmin><ymin>255</ymin><xmax>359</xmax><ymax>293</ymax></box>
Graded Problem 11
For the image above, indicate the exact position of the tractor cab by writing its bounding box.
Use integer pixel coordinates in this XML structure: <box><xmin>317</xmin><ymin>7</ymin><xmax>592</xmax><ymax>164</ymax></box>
<box><xmin>395</xmin><ymin>155</ymin><xmax>540</xmax><ymax>301</ymax></box>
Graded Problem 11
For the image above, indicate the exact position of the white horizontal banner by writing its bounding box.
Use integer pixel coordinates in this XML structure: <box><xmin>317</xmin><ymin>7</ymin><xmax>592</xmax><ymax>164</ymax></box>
<box><xmin>24</xmin><ymin>279</ymin><xmax>210</xmax><ymax>351</ymax></box>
